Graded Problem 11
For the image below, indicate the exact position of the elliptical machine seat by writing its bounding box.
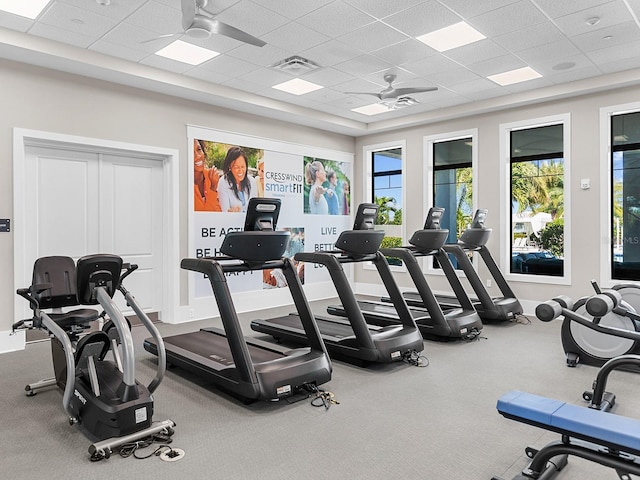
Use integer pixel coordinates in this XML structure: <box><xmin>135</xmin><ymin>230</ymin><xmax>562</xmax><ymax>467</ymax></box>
<box><xmin>26</xmin><ymin>256</ymin><xmax>98</xmax><ymax>330</ymax></box>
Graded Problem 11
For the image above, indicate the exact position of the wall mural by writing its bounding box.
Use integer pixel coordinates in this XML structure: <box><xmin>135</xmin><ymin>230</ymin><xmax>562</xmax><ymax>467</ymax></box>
<box><xmin>189</xmin><ymin>128</ymin><xmax>352</xmax><ymax>299</ymax></box>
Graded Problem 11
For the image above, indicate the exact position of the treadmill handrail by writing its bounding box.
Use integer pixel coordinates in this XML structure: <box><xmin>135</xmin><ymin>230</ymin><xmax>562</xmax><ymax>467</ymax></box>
<box><xmin>295</xmin><ymin>251</ymin><xmax>378</xmax><ymax>265</ymax></box>
<box><xmin>380</xmin><ymin>246</ymin><xmax>476</xmax><ymax>314</ymax></box>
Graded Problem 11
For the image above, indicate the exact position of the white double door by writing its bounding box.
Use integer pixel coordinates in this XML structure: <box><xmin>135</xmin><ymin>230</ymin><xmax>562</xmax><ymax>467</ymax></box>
<box><xmin>23</xmin><ymin>144</ymin><xmax>164</xmax><ymax>315</ymax></box>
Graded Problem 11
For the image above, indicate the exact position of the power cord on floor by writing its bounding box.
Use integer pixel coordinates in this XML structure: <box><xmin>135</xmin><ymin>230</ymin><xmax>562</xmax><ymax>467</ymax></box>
<box><xmin>90</xmin><ymin>429</ymin><xmax>181</xmax><ymax>462</ymax></box>
<box><xmin>463</xmin><ymin>328</ymin><xmax>487</xmax><ymax>342</ymax></box>
<box><xmin>402</xmin><ymin>349</ymin><xmax>429</xmax><ymax>367</ymax></box>
<box><xmin>513</xmin><ymin>314</ymin><xmax>532</xmax><ymax>325</ymax></box>
<box><xmin>291</xmin><ymin>383</ymin><xmax>339</xmax><ymax>410</ymax></box>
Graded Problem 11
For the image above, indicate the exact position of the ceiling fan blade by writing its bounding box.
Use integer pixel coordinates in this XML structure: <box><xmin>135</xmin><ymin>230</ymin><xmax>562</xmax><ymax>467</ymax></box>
<box><xmin>386</xmin><ymin>86</ymin><xmax>438</xmax><ymax>98</ymax></box>
<box><xmin>140</xmin><ymin>33</ymin><xmax>181</xmax><ymax>44</ymax></box>
<box><xmin>207</xmin><ymin>19</ymin><xmax>265</xmax><ymax>47</ymax></box>
<box><xmin>181</xmin><ymin>0</ymin><xmax>197</xmax><ymax>31</ymax></box>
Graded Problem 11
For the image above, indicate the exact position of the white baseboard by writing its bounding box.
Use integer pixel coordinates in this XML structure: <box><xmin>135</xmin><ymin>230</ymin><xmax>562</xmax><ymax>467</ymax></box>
<box><xmin>0</xmin><ymin>329</ymin><xmax>26</xmax><ymax>354</ymax></box>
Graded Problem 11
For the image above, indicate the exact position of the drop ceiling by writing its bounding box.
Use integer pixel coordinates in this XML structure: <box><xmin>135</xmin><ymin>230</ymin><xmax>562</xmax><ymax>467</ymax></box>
<box><xmin>1</xmin><ymin>0</ymin><xmax>640</xmax><ymax>136</ymax></box>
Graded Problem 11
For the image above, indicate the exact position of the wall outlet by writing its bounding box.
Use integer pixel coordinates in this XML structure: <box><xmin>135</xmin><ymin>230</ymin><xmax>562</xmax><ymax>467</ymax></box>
<box><xmin>486</xmin><ymin>279</ymin><xmax>492</xmax><ymax>288</ymax></box>
<box><xmin>188</xmin><ymin>308</ymin><xmax>194</xmax><ymax>318</ymax></box>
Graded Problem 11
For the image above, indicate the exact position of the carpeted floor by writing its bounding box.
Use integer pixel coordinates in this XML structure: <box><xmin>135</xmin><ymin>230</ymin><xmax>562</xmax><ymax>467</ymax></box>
<box><xmin>2</xmin><ymin>299</ymin><xmax>638</xmax><ymax>480</ymax></box>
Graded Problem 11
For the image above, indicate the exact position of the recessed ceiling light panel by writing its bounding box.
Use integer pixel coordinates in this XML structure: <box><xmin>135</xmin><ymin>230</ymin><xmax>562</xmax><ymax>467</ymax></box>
<box><xmin>155</xmin><ymin>40</ymin><xmax>219</xmax><ymax>65</ymax></box>
<box><xmin>272</xmin><ymin>78</ymin><xmax>323</xmax><ymax>95</ymax></box>
<box><xmin>351</xmin><ymin>103</ymin><xmax>390</xmax><ymax>115</ymax></box>
<box><xmin>0</xmin><ymin>0</ymin><xmax>50</xmax><ymax>19</ymax></box>
<box><xmin>416</xmin><ymin>21</ymin><xmax>486</xmax><ymax>52</ymax></box>
<box><xmin>487</xmin><ymin>66</ymin><xmax>542</xmax><ymax>86</ymax></box>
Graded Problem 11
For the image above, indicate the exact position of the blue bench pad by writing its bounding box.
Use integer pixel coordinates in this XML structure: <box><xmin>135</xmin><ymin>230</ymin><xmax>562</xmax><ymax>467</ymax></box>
<box><xmin>497</xmin><ymin>390</ymin><xmax>640</xmax><ymax>454</ymax></box>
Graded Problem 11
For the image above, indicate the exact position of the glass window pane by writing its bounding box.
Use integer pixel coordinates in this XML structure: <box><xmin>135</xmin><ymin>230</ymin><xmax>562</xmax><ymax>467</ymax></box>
<box><xmin>511</xmin><ymin>124</ymin><xmax>563</xmax><ymax>159</ymax></box>
<box><xmin>612</xmin><ymin>147</ymin><xmax>640</xmax><ymax>280</ymax></box>
<box><xmin>613</xmin><ymin>112</ymin><xmax>640</xmax><ymax>147</ymax></box>
<box><xmin>510</xmin><ymin>125</ymin><xmax>564</xmax><ymax>277</ymax></box>
<box><xmin>432</xmin><ymin>139</ymin><xmax>472</xmax><ymax>270</ymax></box>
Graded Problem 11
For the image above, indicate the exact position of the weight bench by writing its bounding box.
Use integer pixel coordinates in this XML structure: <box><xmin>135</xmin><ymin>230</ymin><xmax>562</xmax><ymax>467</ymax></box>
<box><xmin>493</xmin><ymin>390</ymin><xmax>640</xmax><ymax>479</ymax></box>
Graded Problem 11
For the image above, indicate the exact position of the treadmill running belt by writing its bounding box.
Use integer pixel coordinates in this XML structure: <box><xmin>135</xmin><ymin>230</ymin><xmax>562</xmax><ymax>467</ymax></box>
<box><xmin>268</xmin><ymin>315</ymin><xmax>354</xmax><ymax>340</ymax></box>
<box><xmin>164</xmin><ymin>330</ymin><xmax>283</xmax><ymax>366</ymax></box>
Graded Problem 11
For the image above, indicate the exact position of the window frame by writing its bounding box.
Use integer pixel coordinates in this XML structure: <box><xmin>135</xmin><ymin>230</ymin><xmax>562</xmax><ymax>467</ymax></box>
<box><xmin>499</xmin><ymin>114</ymin><xmax>571</xmax><ymax>285</ymax></box>
<box><xmin>363</xmin><ymin>140</ymin><xmax>407</xmax><ymax>272</ymax></box>
<box><xmin>424</xmin><ymin>129</ymin><xmax>478</xmax><ymax>276</ymax></box>
<box><xmin>600</xmin><ymin>102</ymin><xmax>640</xmax><ymax>287</ymax></box>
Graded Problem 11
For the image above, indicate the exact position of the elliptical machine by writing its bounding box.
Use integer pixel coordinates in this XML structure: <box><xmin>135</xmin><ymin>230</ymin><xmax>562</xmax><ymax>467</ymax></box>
<box><xmin>560</xmin><ymin>281</ymin><xmax>640</xmax><ymax>368</ymax></box>
<box><xmin>15</xmin><ymin>254</ymin><xmax>174</xmax><ymax>460</ymax></box>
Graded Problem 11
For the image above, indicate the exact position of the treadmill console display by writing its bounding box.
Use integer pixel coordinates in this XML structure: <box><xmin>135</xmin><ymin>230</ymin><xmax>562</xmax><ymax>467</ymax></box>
<box><xmin>352</xmin><ymin>203</ymin><xmax>378</xmax><ymax>231</ymax></box>
<box><xmin>244</xmin><ymin>198</ymin><xmax>281</xmax><ymax>232</ymax></box>
<box><xmin>470</xmin><ymin>209</ymin><xmax>488</xmax><ymax>229</ymax></box>
<box><xmin>424</xmin><ymin>207</ymin><xmax>444</xmax><ymax>230</ymax></box>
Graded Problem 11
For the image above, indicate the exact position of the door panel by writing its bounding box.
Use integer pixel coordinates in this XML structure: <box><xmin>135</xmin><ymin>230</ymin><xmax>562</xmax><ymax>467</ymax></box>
<box><xmin>25</xmin><ymin>145</ymin><xmax>163</xmax><ymax>315</ymax></box>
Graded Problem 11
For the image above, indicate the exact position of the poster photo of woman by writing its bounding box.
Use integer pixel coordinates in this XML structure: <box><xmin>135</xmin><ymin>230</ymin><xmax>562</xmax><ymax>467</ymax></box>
<box><xmin>193</xmin><ymin>140</ymin><xmax>264</xmax><ymax>213</ymax></box>
<box><xmin>303</xmin><ymin>157</ymin><xmax>350</xmax><ymax>215</ymax></box>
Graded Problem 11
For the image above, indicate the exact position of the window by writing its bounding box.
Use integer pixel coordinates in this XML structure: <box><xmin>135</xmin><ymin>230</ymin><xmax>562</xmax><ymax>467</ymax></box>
<box><xmin>425</xmin><ymin>130</ymin><xmax>477</xmax><ymax>272</ymax></box>
<box><xmin>364</xmin><ymin>142</ymin><xmax>405</xmax><ymax>267</ymax></box>
<box><xmin>433</xmin><ymin>138</ymin><xmax>473</xmax><ymax>269</ymax></box>
<box><xmin>611</xmin><ymin>111</ymin><xmax>640</xmax><ymax>280</ymax></box>
<box><xmin>508</xmin><ymin>122</ymin><xmax>566</xmax><ymax>278</ymax></box>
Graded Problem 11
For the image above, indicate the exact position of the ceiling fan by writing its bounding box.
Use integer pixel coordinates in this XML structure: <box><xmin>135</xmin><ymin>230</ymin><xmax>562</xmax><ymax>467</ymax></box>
<box><xmin>144</xmin><ymin>0</ymin><xmax>265</xmax><ymax>47</ymax></box>
<box><xmin>346</xmin><ymin>74</ymin><xmax>437</xmax><ymax>107</ymax></box>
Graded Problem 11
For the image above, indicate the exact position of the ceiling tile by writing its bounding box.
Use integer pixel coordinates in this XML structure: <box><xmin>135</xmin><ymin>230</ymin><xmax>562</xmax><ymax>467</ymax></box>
<box><xmin>332</xmin><ymin>54</ymin><xmax>394</xmax><ymax>77</ymax></box>
<box><xmin>38</xmin><ymin>1</ymin><xmax>117</xmax><ymax>37</ymax></box>
<box><xmin>58</xmin><ymin>0</ymin><xmax>148</xmax><ymax>20</ymax></box>
<box><xmin>383</xmin><ymin>0</ymin><xmax>462</xmax><ymax>37</ymax></box>
<box><xmin>438</xmin><ymin>0</ymin><xmax>520</xmax><ymax>19</ymax></box>
<box><xmin>493</xmin><ymin>22</ymin><xmax>565</xmax><ymax>52</ymax></box>
<box><xmin>249</xmin><ymin>0</ymin><xmax>334</xmax><ymax>20</ymax></box>
<box><xmin>516</xmin><ymin>39</ymin><xmax>582</xmax><ymax>64</ymax></box>
<box><xmin>443</xmin><ymin>39</ymin><xmax>508</xmax><ymax>67</ymax></box>
<box><xmin>370</xmin><ymin>39</ymin><xmax>437</xmax><ymax>66</ymax></box>
<box><xmin>335</xmin><ymin>21</ymin><xmax>409</xmax><ymax>54</ymax></box>
<box><xmin>343</xmin><ymin>0</ymin><xmax>428</xmax><ymax>20</ymax></box>
<box><xmin>29</xmin><ymin>22</ymin><xmax>95</xmax><ymax>48</ymax></box>
<box><xmin>532</xmin><ymin>0</ymin><xmax>616</xmax><ymax>19</ymax></box>
<box><xmin>297</xmin><ymin>1</ymin><xmax>376</xmax><ymax>37</ymax></box>
<box><xmin>259</xmin><ymin>21</ymin><xmax>331</xmax><ymax>52</ymax></box>
<box><xmin>469</xmin><ymin>0</ymin><xmax>548</xmax><ymax>37</ymax></box>
<box><xmin>570</xmin><ymin>20</ymin><xmax>640</xmax><ymax>53</ymax></box>
<box><xmin>120</xmin><ymin>1</ymin><xmax>182</xmax><ymax>36</ymax></box>
<box><xmin>553</xmin><ymin>1</ymin><xmax>633</xmax><ymax>37</ymax></box>
<box><xmin>300</xmin><ymin>40</ymin><xmax>364</xmax><ymax>68</ymax></box>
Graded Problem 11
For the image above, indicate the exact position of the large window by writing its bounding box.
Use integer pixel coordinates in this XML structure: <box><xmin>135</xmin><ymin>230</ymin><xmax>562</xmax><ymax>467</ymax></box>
<box><xmin>509</xmin><ymin>123</ymin><xmax>565</xmax><ymax>277</ymax></box>
<box><xmin>433</xmin><ymin>137</ymin><xmax>473</xmax><ymax>269</ymax></box>
<box><xmin>372</xmin><ymin>147</ymin><xmax>402</xmax><ymax>226</ymax></box>
<box><xmin>364</xmin><ymin>143</ymin><xmax>405</xmax><ymax>267</ymax></box>
<box><xmin>611</xmin><ymin>111</ymin><xmax>640</xmax><ymax>280</ymax></box>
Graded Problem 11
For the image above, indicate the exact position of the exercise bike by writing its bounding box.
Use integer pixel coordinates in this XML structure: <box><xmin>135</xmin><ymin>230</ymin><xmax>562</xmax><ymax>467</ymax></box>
<box><xmin>561</xmin><ymin>280</ymin><xmax>640</xmax><ymax>368</ymax></box>
<box><xmin>14</xmin><ymin>254</ymin><xmax>175</xmax><ymax>460</ymax></box>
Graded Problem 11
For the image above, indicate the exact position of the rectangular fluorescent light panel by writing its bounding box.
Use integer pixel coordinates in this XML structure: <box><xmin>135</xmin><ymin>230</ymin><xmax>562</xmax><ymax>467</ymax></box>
<box><xmin>155</xmin><ymin>40</ymin><xmax>219</xmax><ymax>65</ymax></box>
<box><xmin>0</xmin><ymin>0</ymin><xmax>50</xmax><ymax>19</ymax></box>
<box><xmin>417</xmin><ymin>22</ymin><xmax>486</xmax><ymax>52</ymax></box>
<box><xmin>351</xmin><ymin>103</ymin><xmax>390</xmax><ymax>115</ymax></box>
<box><xmin>272</xmin><ymin>78</ymin><xmax>323</xmax><ymax>95</ymax></box>
<box><xmin>488</xmin><ymin>66</ymin><xmax>542</xmax><ymax>86</ymax></box>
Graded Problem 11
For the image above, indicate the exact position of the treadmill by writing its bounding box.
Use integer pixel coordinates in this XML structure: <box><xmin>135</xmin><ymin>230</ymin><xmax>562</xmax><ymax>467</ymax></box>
<box><xmin>250</xmin><ymin>203</ymin><xmax>424</xmax><ymax>365</ymax></box>
<box><xmin>144</xmin><ymin>198</ymin><xmax>332</xmax><ymax>402</ymax></box>
<box><xmin>331</xmin><ymin>207</ymin><xmax>483</xmax><ymax>340</ymax></box>
<box><xmin>405</xmin><ymin>209</ymin><xmax>522</xmax><ymax>322</ymax></box>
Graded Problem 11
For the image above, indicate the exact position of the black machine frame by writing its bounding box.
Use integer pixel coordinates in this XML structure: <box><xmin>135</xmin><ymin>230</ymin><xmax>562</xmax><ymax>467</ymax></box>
<box><xmin>144</xmin><ymin>198</ymin><xmax>332</xmax><ymax>402</ymax></box>
<box><xmin>251</xmin><ymin>203</ymin><xmax>425</xmax><ymax>364</ymax></box>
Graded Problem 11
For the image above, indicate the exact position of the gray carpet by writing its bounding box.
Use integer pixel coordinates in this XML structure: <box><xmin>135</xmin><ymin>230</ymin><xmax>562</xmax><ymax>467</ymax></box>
<box><xmin>2</xmin><ymin>299</ymin><xmax>639</xmax><ymax>480</ymax></box>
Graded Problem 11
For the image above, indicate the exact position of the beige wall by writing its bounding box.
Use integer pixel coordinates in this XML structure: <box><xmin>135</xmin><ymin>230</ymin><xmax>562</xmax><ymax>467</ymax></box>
<box><xmin>353</xmin><ymin>85</ymin><xmax>640</xmax><ymax>306</ymax></box>
<box><xmin>0</xmin><ymin>59</ymin><xmax>354</xmax><ymax>332</ymax></box>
